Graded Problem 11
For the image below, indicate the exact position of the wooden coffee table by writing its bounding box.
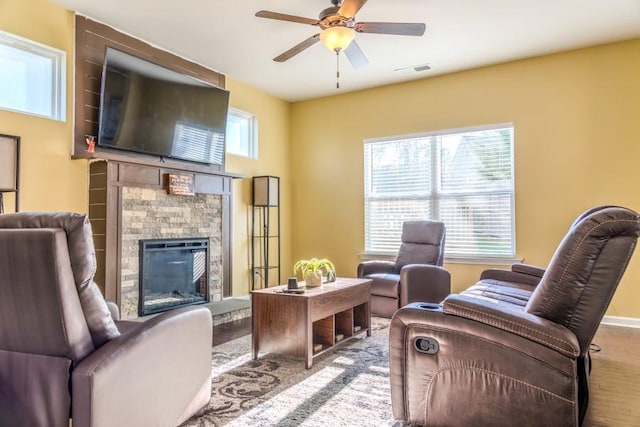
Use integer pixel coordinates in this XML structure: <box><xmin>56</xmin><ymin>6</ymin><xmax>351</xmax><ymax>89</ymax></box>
<box><xmin>251</xmin><ymin>277</ymin><xmax>371</xmax><ymax>369</ymax></box>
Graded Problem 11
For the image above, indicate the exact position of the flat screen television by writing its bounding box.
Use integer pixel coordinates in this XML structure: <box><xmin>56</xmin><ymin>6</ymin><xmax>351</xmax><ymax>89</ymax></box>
<box><xmin>97</xmin><ymin>47</ymin><xmax>230</xmax><ymax>166</ymax></box>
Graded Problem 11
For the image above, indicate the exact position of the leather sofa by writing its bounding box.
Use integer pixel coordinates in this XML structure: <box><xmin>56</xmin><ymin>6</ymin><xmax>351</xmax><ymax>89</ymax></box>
<box><xmin>357</xmin><ymin>220</ymin><xmax>451</xmax><ymax>318</ymax></box>
<box><xmin>389</xmin><ymin>206</ymin><xmax>640</xmax><ymax>426</ymax></box>
<box><xmin>0</xmin><ymin>212</ymin><xmax>213</xmax><ymax>427</ymax></box>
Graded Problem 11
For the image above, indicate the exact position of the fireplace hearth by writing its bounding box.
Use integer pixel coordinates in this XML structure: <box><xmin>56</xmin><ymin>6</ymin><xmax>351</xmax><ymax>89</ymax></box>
<box><xmin>139</xmin><ymin>238</ymin><xmax>210</xmax><ymax>316</ymax></box>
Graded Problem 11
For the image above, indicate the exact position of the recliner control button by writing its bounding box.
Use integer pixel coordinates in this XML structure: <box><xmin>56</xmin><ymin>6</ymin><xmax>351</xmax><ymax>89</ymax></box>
<box><xmin>414</xmin><ymin>337</ymin><xmax>439</xmax><ymax>354</ymax></box>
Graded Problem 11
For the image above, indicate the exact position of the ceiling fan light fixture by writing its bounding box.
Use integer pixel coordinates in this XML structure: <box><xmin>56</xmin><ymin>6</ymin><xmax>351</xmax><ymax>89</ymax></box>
<box><xmin>319</xmin><ymin>26</ymin><xmax>355</xmax><ymax>52</ymax></box>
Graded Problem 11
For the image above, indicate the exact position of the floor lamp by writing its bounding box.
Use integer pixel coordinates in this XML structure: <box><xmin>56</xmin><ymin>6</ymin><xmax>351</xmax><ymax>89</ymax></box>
<box><xmin>0</xmin><ymin>134</ymin><xmax>20</xmax><ymax>214</ymax></box>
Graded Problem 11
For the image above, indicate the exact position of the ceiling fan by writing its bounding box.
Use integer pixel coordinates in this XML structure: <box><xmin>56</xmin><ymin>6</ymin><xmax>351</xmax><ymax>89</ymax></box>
<box><xmin>255</xmin><ymin>0</ymin><xmax>426</xmax><ymax>71</ymax></box>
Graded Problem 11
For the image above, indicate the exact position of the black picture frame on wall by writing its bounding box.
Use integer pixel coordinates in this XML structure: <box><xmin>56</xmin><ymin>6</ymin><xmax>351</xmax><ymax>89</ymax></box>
<box><xmin>0</xmin><ymin>134</ymin><xmax>20</xmax><ymax>214</ymax></box>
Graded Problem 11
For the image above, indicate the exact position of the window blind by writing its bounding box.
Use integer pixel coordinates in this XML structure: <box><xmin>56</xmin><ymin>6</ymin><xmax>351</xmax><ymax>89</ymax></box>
<box><xmin>172</xmin><ymin>123</ymin><xmax>225</xmax><ymax>165</ymax></box>
<box><xmin>364</xmin><ymin>125</ymin><xmax>515</xmax><ymax>258</ymax></box>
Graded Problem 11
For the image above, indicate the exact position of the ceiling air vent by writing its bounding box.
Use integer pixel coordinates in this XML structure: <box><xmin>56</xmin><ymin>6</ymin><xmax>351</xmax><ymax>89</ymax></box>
<box><xmin>395</xmin><ymin>63</ymin><xmax>431</xmax><ymax>73</ymax></box>
<box><xmin>413</xmin><ymin>64</ymin><xmax>432</xmax><ymax>72</ymax></box>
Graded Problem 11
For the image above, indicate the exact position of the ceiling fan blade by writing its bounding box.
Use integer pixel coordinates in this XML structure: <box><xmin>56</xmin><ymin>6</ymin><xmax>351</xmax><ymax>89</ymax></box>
<box><xmin>344</xmin><ymin>40</ymin><xmax>369</xmax><ymax>69</ymax></box>
<box><xmin>273</xmin><ymin>34</ymin><xmax>321</xmax><ymax>62</ymax></box>
<box><xmin>255</xmin><ymin>10</ymin><xmax>319</xmax><ymax>26</ymax></box>
<box><xmin>355</xmin><ymin>22</ymin><xmax>426</xmax><ymax>36</ymax></box>
<box><xmin>338</xmin><ymin>0</ymin><xmax>368</xmax><ymax>20</ymax></box>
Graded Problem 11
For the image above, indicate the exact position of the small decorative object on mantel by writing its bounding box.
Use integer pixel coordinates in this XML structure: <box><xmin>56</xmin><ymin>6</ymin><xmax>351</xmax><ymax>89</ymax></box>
<box><xmin>167</xmin><ymin>173</ymin><xmax>195</xmax><ymax>196</ymax></box>
<box><xmin>293</xmin><ymin>257</ymin><xmax>336</xmax><ymax>287</ymax></box>
<box><xmin>85</xmin><ymin>135</ymin><xmax>96</xmax><ymax>153</ymax></box>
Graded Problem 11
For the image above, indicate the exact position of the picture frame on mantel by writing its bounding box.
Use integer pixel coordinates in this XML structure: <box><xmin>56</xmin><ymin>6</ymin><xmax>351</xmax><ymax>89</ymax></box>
<box><xmin>167</xmin><ymin>173</ymin><xmax>196</xmax><ymax>196</ymax></box>
<box><xmin>0</xmin><ymin>134</ymin><xmax>20</xmax><ymax>214</ymax></box>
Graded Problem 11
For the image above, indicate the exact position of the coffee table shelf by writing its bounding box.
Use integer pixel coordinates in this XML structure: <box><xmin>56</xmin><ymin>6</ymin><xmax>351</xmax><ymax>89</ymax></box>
<box><xmin>311</xmin><ymin>302</ymin><xmax>369</xmax><ymax>355</ymax></box>
<box><xmin>251</xmin><ymin>277</ymin><xmax>371</xmax><ymax>369</ymax></box>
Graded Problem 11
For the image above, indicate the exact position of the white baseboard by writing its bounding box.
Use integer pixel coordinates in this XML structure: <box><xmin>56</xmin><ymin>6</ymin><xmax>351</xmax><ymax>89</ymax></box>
<box><xmin>601</xmin><ymin>315</ymin><xmax>640</xmax><ymax>328</ymax></box>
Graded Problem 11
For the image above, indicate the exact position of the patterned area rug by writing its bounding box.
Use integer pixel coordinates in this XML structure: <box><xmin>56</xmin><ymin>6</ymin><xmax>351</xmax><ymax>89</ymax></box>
<box><xmin>181</xmin><ymin>317</ymin><xmax>402</xmax><ymax>427</ymax></box>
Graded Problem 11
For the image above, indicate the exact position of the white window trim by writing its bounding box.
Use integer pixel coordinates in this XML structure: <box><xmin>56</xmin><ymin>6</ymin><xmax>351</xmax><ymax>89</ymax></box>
<box><xmin>0</xmin><ymin>29</ymin><xmax>66</xmax><ymax>121</ymax></box>
<box><xmin>363</xmin><ymin>122</ymin><xmax>516</xmax><ymax>261</ymax></box>
<box><xmin>366</xmin><ymin>122</ymin><xmax>515</xmax><ymax>144</ymax></box>
<box><xmin>358</xmin><ymin>251</ymin><xmax>523</xmax><ymax>266</ymax></box>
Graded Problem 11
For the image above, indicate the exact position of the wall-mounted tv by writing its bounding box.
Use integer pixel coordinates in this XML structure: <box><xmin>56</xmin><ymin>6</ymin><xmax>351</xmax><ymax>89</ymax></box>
<box><xmin>97</xmin><ymin>47</ymin><xmax>230</xmax><ymax>166</ymax></box>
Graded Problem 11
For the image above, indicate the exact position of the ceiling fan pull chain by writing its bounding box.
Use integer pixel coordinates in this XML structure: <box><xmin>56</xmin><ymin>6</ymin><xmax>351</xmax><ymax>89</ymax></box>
<box><xmin>336</xmin><ymin>50</ymin><xmax>340</xmax><ymax>89</ymax></box>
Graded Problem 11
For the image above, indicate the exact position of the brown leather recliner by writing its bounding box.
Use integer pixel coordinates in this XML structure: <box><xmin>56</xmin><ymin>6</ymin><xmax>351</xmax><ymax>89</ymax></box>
<box><xmin>389</xmin><ymin>206</ymin><xmax>640</xmax><ymax>426</ymax></box>
<box><xmin>0</xmin><ymin>212</ymin><xmax>213</xmax><ymax>427</ymax></box>
<box><xmin>357</xmin><ymin>220</ymin><xmax>451</xmax><ymax>318</ymax></box>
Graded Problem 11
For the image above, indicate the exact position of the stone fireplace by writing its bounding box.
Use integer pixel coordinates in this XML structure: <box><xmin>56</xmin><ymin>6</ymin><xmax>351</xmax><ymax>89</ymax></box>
<box><xmin>88</xmin><ymin>160</ymin><xmax>234</xmax><ymax>320</ymax></box>
<box><xmin>119</xmin><ymin>187</ymin><xmax>222</xmax><ymax>319</ymax></box>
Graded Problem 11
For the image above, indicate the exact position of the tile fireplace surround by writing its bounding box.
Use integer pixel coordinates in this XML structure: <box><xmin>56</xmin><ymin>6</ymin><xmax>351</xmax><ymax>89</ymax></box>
<box><xmin>120</xmin><ymin>187</ymin><xmax>222</xmax><ymax>319</ymax></box>
<box><xmin>88</xmin><ymin>160</ymin><xmax>234</xmax><ymax>320</ymax></box>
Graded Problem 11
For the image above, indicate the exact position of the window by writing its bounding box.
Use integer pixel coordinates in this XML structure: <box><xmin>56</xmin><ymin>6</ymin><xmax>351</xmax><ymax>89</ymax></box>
<box><xmin>364</xmin><ymin>124</ymin><xmax>515</xmax><ymax>260</ymax></box>
<box><xmin>0</xmin><ymin>30</ymin><xmax>66</xmax><ymax>121</ymax></box>
<box><xmin>226</xmin><ymin>107</ymin><xmax>258</xmax><ymax>158</ymax></box>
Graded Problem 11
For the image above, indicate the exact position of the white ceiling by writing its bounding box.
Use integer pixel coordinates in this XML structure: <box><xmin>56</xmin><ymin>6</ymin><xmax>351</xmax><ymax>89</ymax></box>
<box><xmin>51</xmin><ymin>0</ymin><xmax>640</xmax><ymax>102</ymax></box>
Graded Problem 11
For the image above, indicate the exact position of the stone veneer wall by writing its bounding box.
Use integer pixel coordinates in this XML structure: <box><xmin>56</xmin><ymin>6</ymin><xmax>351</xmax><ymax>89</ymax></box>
<box><xmin>120</xmin><ymin>186</ymin><xmax>223</xmax><ymax>319</ymax></box>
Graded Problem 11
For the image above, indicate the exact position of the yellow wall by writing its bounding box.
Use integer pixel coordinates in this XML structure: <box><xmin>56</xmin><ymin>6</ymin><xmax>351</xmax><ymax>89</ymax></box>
<box><xmin>0</xmin><ymin>0</ymin><xmax>85</xmax><ymax>213</ymax></box>
<box><xmin>225</xmin><ymin>79</ymin><xmax>292</xmax><ymax>296</ymax></box>
<box><xmin>291</xmin><ymin>38</ymin><xmax>640</xmax><ymax>318</ymax></box>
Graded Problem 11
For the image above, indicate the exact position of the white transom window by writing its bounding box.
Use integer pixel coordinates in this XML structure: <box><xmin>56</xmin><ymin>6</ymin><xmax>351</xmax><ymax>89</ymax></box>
<box><xmin>226</xmin><ymin>107</ymin><xmax>258</xmax><ymax>159</ymax></box>
<box><xmin>0</xmin><ymin>30</ymin><xmax>66</xmax><ymax>121</ymax></box>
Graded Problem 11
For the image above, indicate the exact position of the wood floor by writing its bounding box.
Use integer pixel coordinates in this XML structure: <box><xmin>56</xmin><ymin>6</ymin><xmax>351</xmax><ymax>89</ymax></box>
<box><xmin>212</xmin><ymin>319</ymin><xmax>640</xmax><ymax>426</ymax></box>
<box><xmin>583</xmin><ymin>324</ymin><xmax>640</xmax><ymax>426</ymax></box>
<box><xmin>212</xmin><ymin>316</ymin><xmax>251</xmax><ymax>346</ymax></box>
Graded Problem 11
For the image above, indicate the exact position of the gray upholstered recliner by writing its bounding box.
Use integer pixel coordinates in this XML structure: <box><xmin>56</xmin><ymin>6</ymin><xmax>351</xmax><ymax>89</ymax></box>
<box><xmin>0</xmin><ymin>212</ymin><xmax>212</xmax><ymax>427</ymax></box>
<box><xmin>389</xmin><ymin>206</ymin><xmax>640</xmax><ymax>426</ymax></box>
<box><xmin>357</xmin><ymin>220</ymin><xmax>451</xmax><ymax>318</ymax></box>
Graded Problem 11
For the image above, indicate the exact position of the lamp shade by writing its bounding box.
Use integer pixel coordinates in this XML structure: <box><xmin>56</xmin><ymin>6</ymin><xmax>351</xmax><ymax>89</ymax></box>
<box><xmin>0</xmin><ymin>135</ymin><xmax>18</xmax><ymax>190</ymax></box>
<box><xmin>320</xmin><ymin>26</ymin><xmax>355</xmax><ymax>52</ymax></box>
<box><xmin>253</xmin><ymin>176</ymin><xmax>279</xmax><ymax>207</ymax></box>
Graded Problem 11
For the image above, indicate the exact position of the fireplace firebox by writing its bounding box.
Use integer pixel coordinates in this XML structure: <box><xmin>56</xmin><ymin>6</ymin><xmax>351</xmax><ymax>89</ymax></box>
<box><xmin>139</xmin><ymin>238</ymin><xmax>209</xmax><ymax>316</ymax></box>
